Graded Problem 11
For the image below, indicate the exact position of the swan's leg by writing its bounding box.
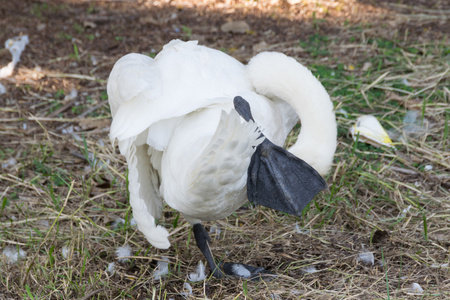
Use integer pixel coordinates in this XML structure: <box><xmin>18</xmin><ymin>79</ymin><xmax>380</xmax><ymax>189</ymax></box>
<box><xmin>193</xmin><ymin>223</ymin><xmax>273</xmax><ymax>280</ymax></box>
<box><xmin>193</xmin><ymin>223</ymin><xmax>225</xmax><ymax>278</ymax></box>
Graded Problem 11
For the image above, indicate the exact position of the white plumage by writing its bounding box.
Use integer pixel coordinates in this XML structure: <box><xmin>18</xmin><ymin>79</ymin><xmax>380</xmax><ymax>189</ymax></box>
<box><xmin>107</xmin><ymin>40</ymin><xmax>337</xmax><ymax>263</ymax></box>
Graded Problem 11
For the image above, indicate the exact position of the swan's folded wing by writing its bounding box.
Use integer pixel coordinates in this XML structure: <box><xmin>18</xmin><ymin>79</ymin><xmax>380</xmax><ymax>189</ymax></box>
<box><xmin>107</xmin><ymin>40</ymin><xmax>251</xmax><ymax>148</ymax></box>
<box><xmin>119</xmin><ymin>137</ymin><xmax>170</xmax><ymax>249</ymax></box>
<box><xmin>247</xmin><ymin>138</ymin><xmax>327</xmax><ymax>216</ymax></box>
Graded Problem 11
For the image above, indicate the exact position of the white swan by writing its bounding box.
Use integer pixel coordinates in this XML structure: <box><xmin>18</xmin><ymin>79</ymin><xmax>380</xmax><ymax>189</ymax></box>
<box><xmin>107</xmin><ymin>40</ymin><xmax>337</xmax><ymax>279</ymax></box>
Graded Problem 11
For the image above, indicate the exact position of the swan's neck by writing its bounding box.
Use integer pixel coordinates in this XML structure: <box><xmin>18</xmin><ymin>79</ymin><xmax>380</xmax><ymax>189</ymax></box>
<box><xmin>247</xmin><ymin>52</ymin><xmax>337</xmax><ymax>175</ymax></box>
<box><xmin>287</xmin><ymin>86</ymin><xmax>337</xmax><ymax>175</ymax></box>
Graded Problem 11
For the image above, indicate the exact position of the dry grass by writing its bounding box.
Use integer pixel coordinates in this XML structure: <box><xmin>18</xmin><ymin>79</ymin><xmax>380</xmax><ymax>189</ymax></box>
<box><xmin>0</xmin><ymin>0</ymin><xmax>449</xmax><ymax>299</ymax></box>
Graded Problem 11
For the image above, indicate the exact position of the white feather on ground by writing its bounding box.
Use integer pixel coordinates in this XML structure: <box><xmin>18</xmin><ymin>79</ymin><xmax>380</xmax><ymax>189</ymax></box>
<box><xmin>182</xmin><ymin>282</ymin><xmax>193</xmax><ymax>297</ymax></box>
<box><xmin>115</xmin><ymin>244</ymin><xmax>132</xmax><ymax>263</ymax></box>
<box><xmin>61</xmin><ymin>246</ymin><xmax>69</xmax><ymax>259</ymax></box>
<box><xmin>301</xmin><ymin>266</ymin><xmax>318</xmax><ymax>274</ymax></box>
<box><xmin>188</xmin><ymin>261</ymin><xmax>207</xmax><ymax>282</ymax></box>
<box><xmin>2</xmin><ymin>246</ymin><xmax>27</xmax><ymax>264</ymax></box>
<box><xmin>153</xmin><ymin>257</ymin><xmax>170</xmax><ymax>280</ymax></box>
<box><xmin>107</xmin><ymin>262</ymin><xmax>116</xmax><ymax>275</ymax></box>
<box><xmin>407</xmin><ymin>283</ymin><xmax>424</xmax><ymax>294</ymax></box>
<box><xmin>358</xmin><ymin>252</ymin><xmax>374</xmax><ymax>266</ymax></box>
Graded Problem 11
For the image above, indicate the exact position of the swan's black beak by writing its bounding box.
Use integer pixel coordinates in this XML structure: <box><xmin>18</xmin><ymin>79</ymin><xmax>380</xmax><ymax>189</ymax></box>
<box><xmin>233</xmin><ymin>96</ymin><xmax>327</xmax><ymax>217</ymax></box>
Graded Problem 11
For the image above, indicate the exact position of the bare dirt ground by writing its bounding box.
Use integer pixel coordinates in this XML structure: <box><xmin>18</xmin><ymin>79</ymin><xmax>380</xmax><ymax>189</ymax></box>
<box><xmin>0</xmin><ymin>0</ymin><xmax>449</xmax><ymax>299</ymax></box>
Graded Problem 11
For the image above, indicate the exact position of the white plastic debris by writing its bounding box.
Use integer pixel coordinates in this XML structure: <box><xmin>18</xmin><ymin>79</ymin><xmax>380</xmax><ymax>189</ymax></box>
<box><xmin>350</xmin><ymin>115</ymin><xmax>394</xmax><ymax>148</ymax></box>
<box><xmin>115</xmin><ymin>244</ymin><xmax>132</xmax><ymax>263</ymax></box>
<box><xmin>0</xmin><ymin>35</ymin><xmax>29</xmax><ymax>78</ymax></box>
<box><xmin>301</xmin><ymin>266</ymin><xmax>318</xmax><ymax>274</ymax></box>
<box><xmin>2</xmin><ymin>246</ymin><xmax>27</xmax><ymax>264</ymax></box>
<box><xmin>424</xmin><ymin>165</ymin><xmax>433</xmax><ymax>171</ymax></box>
<box><xmin>231</xmin><ymin>264</ymin><xmax>251</xmax><ymax>278</ymax></box>
<box><xmin>358</xmin><ymin>252</ymin><xmax>375</xmax><ymax>266</ymax></box>
<box><xmin>129</xmin><ymin>217</ymin><xmax>137</xmax><ymax>226</ymax></box>
<box><xmin>188</xmin><ymin>261</ymin><xmax>207</xmax><ymax>282</ymax></box>
<box><xmin>0</xmin><ymin>83</ymin><xmax>6</xmax><ymax>94</ymax></box>
<box><xmin>153</xmin><ymin>257</ymin><xmax>170</xmax><ymax>280</ymax></box>
<box><xmin>407</xmin><ymin>283</ymin><xmax>424</xmax><ymax>294</ymax></box>
<box><xmin>107</xmin><ymin>262</ymin><xmax>116</xmax><ymax>275</ymax></box>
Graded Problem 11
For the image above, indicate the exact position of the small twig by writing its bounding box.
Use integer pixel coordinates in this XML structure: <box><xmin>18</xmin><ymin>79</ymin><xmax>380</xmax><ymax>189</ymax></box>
<box><xmin>362</xmin><ymin>71</ymin><xmax>389</xmax><ymax>92</ymax></box>
<box><xmin>79</xmin><ymin>288</ymin><xmax>105</xmax><ymax>300</ymax></box>
<box><xmin>46</xmin><ymin>72</ymin><xmax>106</xmax><ymax>83</ymax></box>
<box><xmin>78</xmin><ymin>100</ymin><xmax>108</xmax><ymax>117</ymax></box>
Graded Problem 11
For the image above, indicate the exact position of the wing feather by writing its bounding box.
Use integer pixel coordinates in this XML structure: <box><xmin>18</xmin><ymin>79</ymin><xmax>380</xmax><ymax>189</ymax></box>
<box><xmin>120</xmin><ymin>136</ymin><xmax>170</xmax><ymax>249</ymax></box>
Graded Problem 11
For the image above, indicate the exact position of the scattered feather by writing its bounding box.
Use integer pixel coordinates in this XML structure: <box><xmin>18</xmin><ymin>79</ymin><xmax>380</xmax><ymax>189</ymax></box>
<box><xmin>430</xmin><ymin>263</ymin><xmax>449</xmax><ymax>268</ymax></box>
<box><xmin>98</xmin><ymin>139</ymin><xmax>105</xmax><ymax>148</ymax></box>
<box><xmin>182</xmin><ymin>282</ymin><xmax>193</xmax><ymax>297</ymax></box>
<box><xmin>0</xmin><ymin>83</ymin><xmax>6</xmax><ymax>94</ymax></box>
<box><xmin>358</xmin><ymin>252</ymin><xmax>375</xmax><ymax>266</ymax></box>
<box><xmin>401</xmin><ymin>78</ymin><xmax>411</xmax><ymax>86</ymax></box>
<box><xmin>301</xmin><ymin>266</ymin><xmax>318</xmax><ymax>274</ymax></box>
<box><xmin>424</xmin><ymin>165</ymin><xmax>433</xmax><ymax>171</ymax></box>
<box><xmin>188</xmin><ymin>261</ymin><xmax>207</xmax><ymax>282</ymax></box>
<box><xmin>403</xmin><ymin>111</ymin><xmax>430</xmax><ymax>138</ymax></box>
<box><xmin>112</xmin><ymin>217</ymin><xmax>125</xmax><ymax>229</ymax></box>
<box><xmin>90</xmin><ymin>55</ymin><xmax>98</xmax><ymax>66</ymax></box>
<box><xmin>209</xmin><ymin>225</ymin><xmax>221</xmax><ymax>239</ymax></box>
<box><xmin>115</xmin><ymin>244</ymin><xmax>132</xmax><ymax>263</ymax></box>
<box><xmin>153</xmin><ymin>257</ymin><xmax>170</xmax><ymax>280</ymax></box>
<box><xmin>107</xmin><ymin>262</ymin><xmax>116</xmax><ymax>275</ymax></box>
<box><xmin>61</xmin><ymin>246</ymin><xmax>70</xmax><ymax>259</ymax></box>
<box><xmin>231</xmin><ymin>264</ymin><xmax>251</xmax><ymax>278</ymax></box>
<box><xmin>1</xmin><ymin>157</ymin><xmax>17</xmax><ymax>168</ymax></box>
<box><xmin>407</xmin><ymin>283</ymin><xmax>424</xmax><ymax>294</ymax></box>
<box><xmin>2</xmin><ymin>246</ymin><xmax>27</xmax><ymax>264</ymax></box>
<box><xmin>400</xmin><ymin>205</ymin><xmax>412</xmax><ymax>218</ymax></box>
<box><xmin>295</xmin><ymin>223</ymin><xmax>309</xmax><ymax>234</ymax></box>
<box><xmin>64</xmin><ymin>88</ymin><xmax>78</xmax><ymax>101</ymax></box>
<box><xmin>335</xmin><ymin>108</ymin><xmax>348</xmax><ymax>118</ymax></box>
<box><xmin>62</xmin><ymin>125</ymin><xmax>82</xmax><ymax>141</ymax></box>
<box><xmin>0</xmin><ymin>35</ymin><xmax>29</xmax><ymax>78</ymax></box>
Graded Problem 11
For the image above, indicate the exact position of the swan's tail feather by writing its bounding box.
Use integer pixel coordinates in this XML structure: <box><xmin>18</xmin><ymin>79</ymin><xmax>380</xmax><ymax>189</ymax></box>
<box><xmin>246</xmin><ymin>52</ymin><xmax>337</xmax><ymax>175</ymax></box>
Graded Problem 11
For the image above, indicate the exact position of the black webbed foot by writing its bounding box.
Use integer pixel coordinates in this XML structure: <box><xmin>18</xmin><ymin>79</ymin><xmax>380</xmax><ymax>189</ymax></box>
<box><xmin>222</xmin><ymin>262</ymin><xmax>274</xmax><ymax>281</ymax></box>
<box><xmin>193</xmin><ymin>223</ymin><xmax>274</xmax><ymax>281</ymax></box>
